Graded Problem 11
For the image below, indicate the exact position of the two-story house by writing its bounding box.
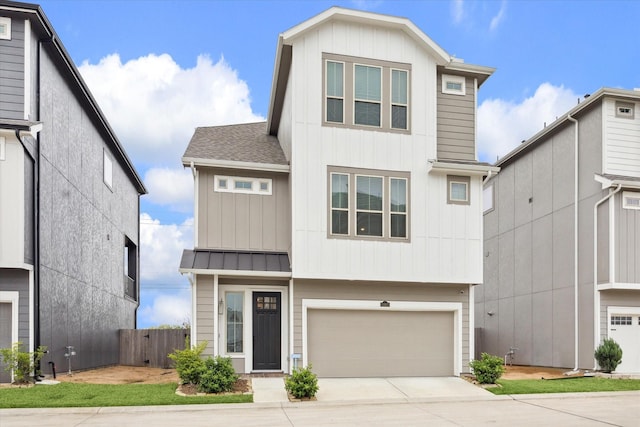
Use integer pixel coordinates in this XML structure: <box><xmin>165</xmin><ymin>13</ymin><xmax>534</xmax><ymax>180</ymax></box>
<box><xmin>478</xmin><ymin>88</ymin><xmax>640</xmax><ymax>373</ymax></box>
<box><xmin>180</xmin><ymin>7</ymin><xmax>498</xmax><ymax>377</ymax></box>
<box><xmin>0</xmin><ymin>1</ymin><xmax>146</xmax><ymax>382</ymax></box>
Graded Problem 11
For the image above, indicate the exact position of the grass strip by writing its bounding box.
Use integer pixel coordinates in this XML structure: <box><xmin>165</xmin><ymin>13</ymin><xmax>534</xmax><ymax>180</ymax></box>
<box><xmin>489</xmin><ymin>377</ymin><xmax>640</xmax><ymax>395</ymax></box>
<box><xmin>0</xmin><ymin>383</ymin><xmax>252</xmax><ymax>408</ymax></box>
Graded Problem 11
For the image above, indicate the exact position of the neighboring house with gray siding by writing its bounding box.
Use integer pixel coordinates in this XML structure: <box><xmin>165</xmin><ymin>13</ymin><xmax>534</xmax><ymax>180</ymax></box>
<box><xmin>180</xmin><ymin>7</ymin><xmax>498</xmax><ymax>377</ymax></box>
<box><xmin>478</xmin><ymin>88</ymin><xmax>640</xmax><ymax>373</ymax></box>
<box><xmin>0</xmin><ymin>1</ymin><xmax>146</xmax><ymax>382</ymax></box>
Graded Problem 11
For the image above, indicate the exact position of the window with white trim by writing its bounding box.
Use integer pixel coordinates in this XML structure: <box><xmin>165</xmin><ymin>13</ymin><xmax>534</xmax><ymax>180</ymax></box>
<box><xmin>103</xmin><ymin>149</ymin><xmax>113</xmax><ymax>190</ymax></box>
<box><xmin>226</xmin><ymin>292</ymin><xmax>243</xmax><ymax>353</ymax></box>
<box><xmin>442</xmin><ymin>74</ymin><xmax>466</xmax><ymax>96</ymax></box>
<box><xmin>483</xmin><ymin>184</ymin><xmax>494</xmax><ymax>214</ymax></box>
<box><xmin>214</xmin><ymin>176</ymin><xmax>272</xmax><ymax>195</ymax></box>
<box><xmin>615</xmin><ymin>101</ymin><xmax>635</xmax><ymax>119</ymax></box>
<box><xmin>622</xmin><ymin>191</ymin><xmax>640</xmax><ymax>210</ymax></box>
<box><xmin>0</xmin><ymin>17</ymin><xmax>11</xmax><ymax>40</ymax></box>
<box><xmin>323</xmin><ymin>53</ymin><xmax>411</xmax><ymax>132</ymax></box>
<box><xmin>611</xmin><ymin>315</ymin><xmax>632</xmax><ymax>326</ymax></box>
<box><xmin>329</xmin><ymin>167</ymin><xmax>409</xmax><ymax>240</ymax></box>
<box><xmin>447</xmin><ymin>175</ymin><xmax>470</xmax><ymax>205</ymax></box>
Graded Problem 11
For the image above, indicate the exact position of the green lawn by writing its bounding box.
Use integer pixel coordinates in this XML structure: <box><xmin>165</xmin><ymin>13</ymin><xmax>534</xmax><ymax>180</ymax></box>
<box><xmin>0</xmin><ymin>383</ymin><xmax>252</xmax><ymax>408</ymax></box>
<box><xmin>489</xmin><ymin>377</ymin><xmax>640</xmax><ymax>395</ymax></box>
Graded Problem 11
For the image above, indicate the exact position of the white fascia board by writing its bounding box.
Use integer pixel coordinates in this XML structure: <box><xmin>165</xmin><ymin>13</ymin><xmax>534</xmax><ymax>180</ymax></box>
<box><xmin>181</xmin><ymin>157</ymin><xmax>290</xmax><ymax>173</ymax></box>
<box><xmin>179</xmin><ymin>268</ymin><xmax>292</xmax><ymax>279</ymax></box>
<box><xmin>598</xmin><ymin>282</ymin><xmax>640</xmax><ymax>291</ymax></box>
<box><xmin>594</xmin><ymin>174</ymin><xmax>640</xmax><ymax>190</ymax></box>
<box><xmin>266</xmin><ymin>35</ymin><xmax>284</xmax><ymax>135</ymax></box>
<box><xmin>427</xmin><ymin>161</ymin><xmax>500</xmax><ymax>176</ymax></box>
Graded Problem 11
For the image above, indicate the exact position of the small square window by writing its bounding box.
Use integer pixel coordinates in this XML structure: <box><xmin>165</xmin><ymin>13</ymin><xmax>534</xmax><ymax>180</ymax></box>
<box><xmin>442</xmin><ymin>74</ymin><xmax>466</xmax><ymax>95</ymax></box>
<box><xmin>260</xmin><ymin>182</ymin><xmax>269</xmax><ymax>192</ymax></box>
<box><xmin>0</xmin><ymin>17</ymin><xmax>11</xmax><ymax>41</ymax></box>
<box><xmin>616</xmin><ymin>101</ymin><xmax>635</xmax><ymax>119</ymax></box>
<box><xmin>447</xmin><ymin>175</ymin><xmax>470</xmax><ymax>205</ymax></box>
<box><xmin>218</xmin><ymin>179</ymin><xmax>227</xmax><ymax>189</ymax></box>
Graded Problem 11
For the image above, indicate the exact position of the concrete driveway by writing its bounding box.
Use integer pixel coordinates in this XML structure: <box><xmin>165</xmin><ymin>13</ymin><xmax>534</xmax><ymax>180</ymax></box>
<box><xmin>253</xmin><ymin>376</ymin><xmax>494</xmax><ymax>403</ymax></box>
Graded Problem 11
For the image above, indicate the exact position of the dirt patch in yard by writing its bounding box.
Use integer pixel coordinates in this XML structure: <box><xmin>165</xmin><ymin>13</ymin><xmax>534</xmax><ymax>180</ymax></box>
<box><xmin>53</xmin><ymin>365</ymin><xmax>179</xmax><ymax>385</ymax></box>
<box><xmin>501</xmin><ymin>365</ymin><xmax>582</xmax><ymax>380</ymax></box>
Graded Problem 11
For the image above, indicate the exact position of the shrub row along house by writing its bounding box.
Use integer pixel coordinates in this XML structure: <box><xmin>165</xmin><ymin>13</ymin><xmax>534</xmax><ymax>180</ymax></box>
<box><xmin>179</xmin><ymin>7</ymin><xmax>498</xmax><ymax>377</ymax></box>
<box><xmin>0</xmin><ymin>1</ymin><xmax>145</xmax><ymax>382</ymax></box>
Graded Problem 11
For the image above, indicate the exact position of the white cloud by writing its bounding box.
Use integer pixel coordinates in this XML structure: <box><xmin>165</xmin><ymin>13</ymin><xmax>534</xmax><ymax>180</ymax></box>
<box><xmin>138</xmin><ymin>290</ymin><xmax>191</xmax><ymax>328</ymax></box>
<box><xmin>489</xmin><ymin>0</ymin><xmax>507</xmax><ymax>31</ymax></box>
<box><xmin>451</xmin><ymin>0</ymin><xmax>464</xmax><ymax>24</ymax></box>
<box><xmin>478</xmin><ymin>83</ymin><xmax>580</xmax><ymax>163</ymax></box>
<box><xmin>139</xmin><ymin>213</ymin><xmax>193</xmax><ymax>281</ymax></box>
<box><xmin>144</xmin><ymin>167</ymin><xmax>193</xmax><ymax>213</ymax></box>
<box><xmin>79</xmin><ymin>53</ymin><xmax>263</xmax><ymax>167</ymax></box>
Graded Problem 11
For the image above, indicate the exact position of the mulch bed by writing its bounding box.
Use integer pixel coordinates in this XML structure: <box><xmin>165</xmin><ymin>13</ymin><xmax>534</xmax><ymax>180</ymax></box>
<box><xmin>176</xmin><ymin>378</ymin><xmax>252</xmax><ymax>396</ymax></box>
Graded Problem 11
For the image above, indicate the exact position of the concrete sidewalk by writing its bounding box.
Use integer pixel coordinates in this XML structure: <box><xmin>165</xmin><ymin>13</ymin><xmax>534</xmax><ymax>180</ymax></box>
<box><xmin>252</xmin><ymin>376</ymin><xmax>495</xmax><ymax>403</ymax></box>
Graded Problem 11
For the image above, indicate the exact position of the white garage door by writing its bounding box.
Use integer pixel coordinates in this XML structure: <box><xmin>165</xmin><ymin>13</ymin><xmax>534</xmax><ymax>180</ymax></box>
<box><xmin>307</xmin><ymin>309</ymin><xmax>454</xmax><ymax>377</ymax></box>
<box><xmin>609</xmin><ymin>313</ymin><xmax>640</xmax><ymax>373</ymax></box>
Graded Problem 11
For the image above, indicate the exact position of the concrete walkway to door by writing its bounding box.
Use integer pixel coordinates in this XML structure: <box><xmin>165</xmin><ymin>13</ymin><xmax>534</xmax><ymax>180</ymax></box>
<box><xmin>252</xmin><ymin>376</ymin><xmax>495</xmax><ymax>403</ymax></box>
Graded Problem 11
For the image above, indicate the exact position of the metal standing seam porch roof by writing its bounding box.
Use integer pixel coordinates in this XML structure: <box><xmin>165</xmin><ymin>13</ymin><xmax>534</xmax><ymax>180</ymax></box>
<box><xmin>179</xmin><ymin>249</ymin><xmax>291</xmax><ymax>277</ymax></box>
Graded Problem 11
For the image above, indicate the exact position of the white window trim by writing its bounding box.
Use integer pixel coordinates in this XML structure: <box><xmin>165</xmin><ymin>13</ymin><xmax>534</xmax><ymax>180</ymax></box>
<box><xmin>615</xmin><ymin>101</ymin><xmax>635</xmax><ymax>119</ymax></box>
<box><xmin>0</xmin><ymin>291</ymin><xmax>20</xmax><ymax>382</ymax></box>
<box><xmin>353</xmin><ymin>63</ymin><xmax>383</xmax><ymax>128</ymax></box>
<box><xmin>325</xmin><ymin>60</ymin><xmax>345</xmax><ymax>124</ymax></box>
<box><xmin>301</xmin><ymin>299</ymin><xmax>463</xmax><ymax>376</ymax></box>
<box><xmin>449</xmin><ymin>181</ymin><xmax>469</xmax><ymax>202</ymax></box>
<box><xmin>0</xmin><ymin>17</ymin><xmax>11</xmax><ymax>41</ymax></box>
<box><xmin>622</xmin><ymin>191</ymin><xmax>640</xmax><ymax>210</ymax></box>
<box><xmin>214</xmin><ymin>175</ymin><xmax>272</xmax><ymax>195</ymax></box>
<box><xmin>0</xmin><ymin>136</ymin><xmax>5</xmax><ymax>161</ymax></box>
<box><xmin>103</xmin><ymin>149</ymin><xmax>113</xmax><ymax>190</ymax></box>
<box><xmin>483</xmin><ymin>184</ymin><xmax>494</xmax><ymax>214</ymax></box>
<box><xmin>442</xmin><ymin>74</ymin><xmax>466</xmax><ymax>96</ymax></box>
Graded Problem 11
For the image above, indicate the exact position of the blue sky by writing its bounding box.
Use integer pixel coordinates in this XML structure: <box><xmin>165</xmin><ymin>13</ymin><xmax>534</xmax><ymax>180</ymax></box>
<box><xmin>35</xmin><ymin>0</ymin><xmax>640</xmax><ymax>328</ymax></box>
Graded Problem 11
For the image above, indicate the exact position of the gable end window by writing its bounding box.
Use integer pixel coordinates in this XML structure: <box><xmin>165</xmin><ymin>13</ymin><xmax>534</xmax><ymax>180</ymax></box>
<box><xmin>214</xmin><ymin>175</ymin><xmax>272</xmax><ymax>195</ymax></box>
<box><xmin>329</xmin><ymin>166</ymin><xmax>409</xmax><ymax>241</ymax></box>
<box><xmin>442</xmin><ymin>74</ymin><xmax>466</xmax><ymax>96</ymax></box>
<box><xmin>0</xmin><ymin>17</ymin><xmax>11</xmax><ymax>40</ymax></box>
<box><xmin>323</xmin><ymin>53</ymin><xmax>410</xmax><ymax>133</ymax></box>
<box><xmin>447</xmin><ymin>175</ymin><xmax>470</xmax><ymax>205</ymax></box>
<box><xmin>615</xmin><ymin>101</ymin><xmax>635</xmax><ymax>119</ymax></box>
<box><xmin>622</xmin><ymin>191</ymin><xmax>640</xmax><ymax>210</ymax></box>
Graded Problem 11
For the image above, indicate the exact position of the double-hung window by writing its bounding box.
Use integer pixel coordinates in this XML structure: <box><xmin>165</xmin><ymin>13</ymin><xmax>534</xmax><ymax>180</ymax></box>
<box><xmin>329</xmin><ymin>167</ymin><xmax>409</xmax><ymax>241</ymax></box>
<box><xmin>323</xmin><ymin>53</ymin><xmax>410</xmax><ymax>132</ymax></box>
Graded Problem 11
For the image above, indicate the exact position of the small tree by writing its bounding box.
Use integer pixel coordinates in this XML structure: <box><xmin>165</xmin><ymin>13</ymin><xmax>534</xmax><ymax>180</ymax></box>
<box><xmin>595</xmin><ymin>338</ymin><xmax>623</xmax><ymax>373</ymax></box>
<box><xmin>167</xmin><ymin>338</ymin><xmax>207</xmax><ymax>385</ymax></box>
<box><xmin>469</xmin><ymin>353</ymin><xmax>505</xmax><ymax>384</ymax></box>
<box><xmin>285</xmin><ymin>365</ymin><xmax>319</xmax><ymax>399</ymax></box>
<box><xmin>0</xmin><ymin>342</ymin><xmax>47</xmax><ymax>384</ymax></box>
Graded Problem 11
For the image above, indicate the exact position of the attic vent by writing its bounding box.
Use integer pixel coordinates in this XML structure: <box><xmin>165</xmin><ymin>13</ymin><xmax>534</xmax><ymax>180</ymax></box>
<box><xmin>623</xmin><ymin>191</ymin><xmax>640</xmax><ymax>210</ymax></box>
<box><xmin>0</xmin><ymin>17</ymin><xmax>10</xmax><ymax>40</ymax></box>
<box><xmin>616</xmin><ymin>101</ymin><xmax>635</xmax><ymax>119</ymax></box>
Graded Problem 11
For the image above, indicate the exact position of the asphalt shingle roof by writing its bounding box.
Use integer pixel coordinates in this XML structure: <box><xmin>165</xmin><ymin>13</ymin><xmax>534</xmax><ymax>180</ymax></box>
<box><xmin>182</xmin><ymin>121</ymin><xmax>288</xmax><ymax>166</ymax></box>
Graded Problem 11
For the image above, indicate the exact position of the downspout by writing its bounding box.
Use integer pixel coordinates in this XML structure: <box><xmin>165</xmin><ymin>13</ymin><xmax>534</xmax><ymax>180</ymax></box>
<box><xmin>567</xmin><ymin>113</ymin><xmax>579</xmax><ymax>373</ymax></box>
<box><xmin>593</xmin><ymin>184</ymin><xmax>622</xmax><ymax>370</ymax></box>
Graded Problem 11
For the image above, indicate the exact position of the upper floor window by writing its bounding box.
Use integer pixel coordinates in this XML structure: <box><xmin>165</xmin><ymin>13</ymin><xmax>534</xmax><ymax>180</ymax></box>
<box><xmin>124</xmin><ymin>237</ymin><xmax>137</xmax><ymax>301</ymax></box>
<box><xmin>447</xmin><ymin>175</ymin><xmax>470</xmax><ymax>205</ymax></box>
<box><xmin>483</xmin><ymin>184</ymin><xmax>494</xmax><ymax>214</ymax></box>
<box><xmin>329</xmin><ymin>166</ymin><xmax>409</xmax><ymax>241</ymax></box>
<box><xmin>323</xmin><ymin>53</ymin><xmax>410</xmax><ymax>133</ymax></box>
<box><xmin>0</xmin><ymin>17</ymin><xmax>11</xmax><ymax>40</ymax></box>
<box><xmin>103</xmin><ymin>149</ymin><xmax>113</xmax><ymax>190</ymax></box>
<box><xmin>214</xmin><ymin>175</ymin><xmax>272</xmax><ymax>195</ymax></box>
<box><xmin>442</xmin><ymin>74</ymin><xmax>466</xmax><ymax>96</ymax></box>
<box><xmin>622</xmin><ymin>191</ymin><xmax>640</xmax><ymax>210</ymax></box>
<box><xmin>615</xmin><ymin>101</ymin><xmax>635</xmax><ymax>119</ymax></box>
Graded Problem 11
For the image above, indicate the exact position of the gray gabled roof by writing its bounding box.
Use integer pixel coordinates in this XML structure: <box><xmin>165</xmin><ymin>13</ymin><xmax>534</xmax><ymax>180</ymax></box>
<box><xmin>179</xmin><ymin>249</ymin><xmax>291</xmax><ymax>276</ymax></box>
<box><xmin>182</xmin><ymin>122</ymin><xmax>288</xmax><ymax>170</ymax></box>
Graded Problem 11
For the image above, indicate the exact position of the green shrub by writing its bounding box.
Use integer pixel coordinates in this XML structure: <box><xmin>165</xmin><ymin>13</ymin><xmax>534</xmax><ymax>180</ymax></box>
<box><xmin>167</xmin><ymin>338</ymin><xmax>207</xmax><ymax>385</ymax></box>
<box><xmin>285</xmin><ymin>365</ymin><xmax>319</xmax><ymax>398</ymax></box>
<box><xmin>469</xmin><ymin>353</ymin><xmax>505</xmax><ymax>384</ymax></box>
<box><xmin>0</xmin><ymin>342</ymin><xmax>47</xmax><ymax>384</ymax></box>
<box><xmin>595</xmin><ymin>338</ymin><xmax>623</xmax><ymax>373</ymax></box>
<box><xmin>198</xmin><ymin>356</ymin><xmax>238</xmax><ymax>393</ymax></box>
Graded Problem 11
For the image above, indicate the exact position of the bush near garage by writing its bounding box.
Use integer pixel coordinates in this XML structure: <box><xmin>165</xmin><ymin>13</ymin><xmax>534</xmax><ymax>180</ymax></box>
<box><xmin>469</xmin><ymin>353</ymin><xmax>506</xmax><ymax>384</ymax></box>
<box><xmin>285</xmin><ymin>364</ymin><xmax>319</xmax><ymax>399</ymax></box>
<box><xmin>594</xmin><ymin>338</ymin><xmax>623</xmax><ymax>373</ymax></box>
<box><xmin>0</xmin><ymin>342</ymin><xmax>47</xmax><ymax>384</ymax></box>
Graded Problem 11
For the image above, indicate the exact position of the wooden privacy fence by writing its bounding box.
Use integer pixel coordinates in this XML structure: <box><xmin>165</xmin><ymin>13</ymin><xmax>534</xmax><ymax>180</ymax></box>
<box><xmin>119</xmin><ymin>329</ymin><xmax>190</xmax><ymax>368</ymax></box>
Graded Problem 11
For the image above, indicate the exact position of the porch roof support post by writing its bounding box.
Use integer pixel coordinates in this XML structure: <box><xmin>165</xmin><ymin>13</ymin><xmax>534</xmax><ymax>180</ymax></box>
<box><xmin>213</xmin><ymin>274</ymin><xmax>219</xmax><ymax>356</ymax></box>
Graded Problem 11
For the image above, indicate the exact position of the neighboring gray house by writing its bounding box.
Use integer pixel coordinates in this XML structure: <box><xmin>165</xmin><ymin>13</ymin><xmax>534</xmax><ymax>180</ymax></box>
<box><xmin>0</xmin><ymin>1</ymin><xmax>146</xmax><ymax>382</ymax></box>
<box><xmin>180</xmin><ymin>7</ymin><xmax>498</xmax><ymax>377</ymax></box>
<box><xmin>478</xmin><ymin>88</ymin><xmax>640</xmax><ymax>373</ymax></box>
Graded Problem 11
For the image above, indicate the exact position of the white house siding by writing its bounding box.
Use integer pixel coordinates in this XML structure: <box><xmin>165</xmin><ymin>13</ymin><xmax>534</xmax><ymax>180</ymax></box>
<box><xmin>287</xmin><ymin>19</ymin><xmax>483</xmax><ymax>284</ymax></box>
<box><xmin>603</xmin><ymin>97</ymin><xmax>640</xmax><ymax>178</ymax></box>
<box><xmin>0</xmin><ymin>132</ymin><xmax>25</xmax><ymax>268</ymax></box>
<box><xmin>276</xmin><ymin>70</ymin><xmax>293</xmax><ymax>162</ymax></box>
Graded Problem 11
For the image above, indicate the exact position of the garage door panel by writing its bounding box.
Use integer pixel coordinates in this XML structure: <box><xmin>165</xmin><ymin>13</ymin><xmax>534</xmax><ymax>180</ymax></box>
<box><xmin>308</xmin><ymin>309</ymin><xmax>454</xmax><ymax>377</ymax></box>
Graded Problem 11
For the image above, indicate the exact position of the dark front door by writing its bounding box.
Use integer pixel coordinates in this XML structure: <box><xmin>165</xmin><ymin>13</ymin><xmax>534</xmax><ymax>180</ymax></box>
<box><xmin>252</xmin><ymin>292</ymin><xmax>281</xmax><ymax>370</ymax></box>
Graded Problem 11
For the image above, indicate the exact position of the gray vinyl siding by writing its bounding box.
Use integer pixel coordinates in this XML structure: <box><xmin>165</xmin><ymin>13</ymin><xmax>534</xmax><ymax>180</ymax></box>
<box><xmin>0</xmin><ymin>269</ymin><xmax>30</xmax><ymax>346</ymax></box>
<box><xmin>36</xmin><ymin>45</ymin><xmax>140</xmax><ymax>371</ymax></box>
<box><xmin>0</xmin><ymin>17</ymin><xmax>24</xmax><ymax>119</ymax></box>
<box><xmin>599</xmin><ymin>290</ymin><xmax>640</xmax><ymax>340</ymax></box>
<box><xmin>194</xmin><ymin>276</ymin><xmax>215</xmax><ymax>356</ymax></box>
<box><xmin>436</xmin><ymin>72</ymin><xmax>475</xmax><ymax>161</ymax></box>
<box><xmin>479</xmin><ymin>104</ymin><xmax>609</xmax><ymax>369</ymax></box>
<box><xmin>197</xmin><ymin>168</ymin><xmax>290</xmax><ymax>252</ymax></box>
<box><xmin>615</xmin><ymin>194</ymin><xmax>640</xmax><ymax>283</ymax></box>
<box><xmin>293</xmin><ymin>280</ymin><xmax>471</xmax><ymax>372</ymax></box>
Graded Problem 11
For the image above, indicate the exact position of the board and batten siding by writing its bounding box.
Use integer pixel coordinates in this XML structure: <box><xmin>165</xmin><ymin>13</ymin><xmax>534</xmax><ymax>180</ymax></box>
<box><xmin>0</xmin><ymin>133</ymin><xmax>25</xmax><ymax>267</ymax></box>
<box><xmin>286</xmin><ymin>19</ymin><xmax>483</xmax><ymax>284</ymax></box>
<box><xmin>615</xmin><ymin>193</ymin><xmax>640</xmax><ymax>284</ymax></box>
<box><xmin>292</xmin><ymin>280</ymin><xmax>471</xmax><ymax>371</ymax></box>
<box><xmin>603</xmin><ymin>97</ymin><xmax>640</xmax><ymax>178</ymax></box>
<box><xmin>436</xmin><ymin>73</ymin><xmax>476</xmax><ymax>161</ymax></box>
<box><xmin>0</xmin><ymin>17</ymin><xmax>25</xmax><ymax>120</ymax></box>
<box><xmin>197</xmin><ymin>168</ymin><xmax>290</xmax><ymax>252</ymax></box>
